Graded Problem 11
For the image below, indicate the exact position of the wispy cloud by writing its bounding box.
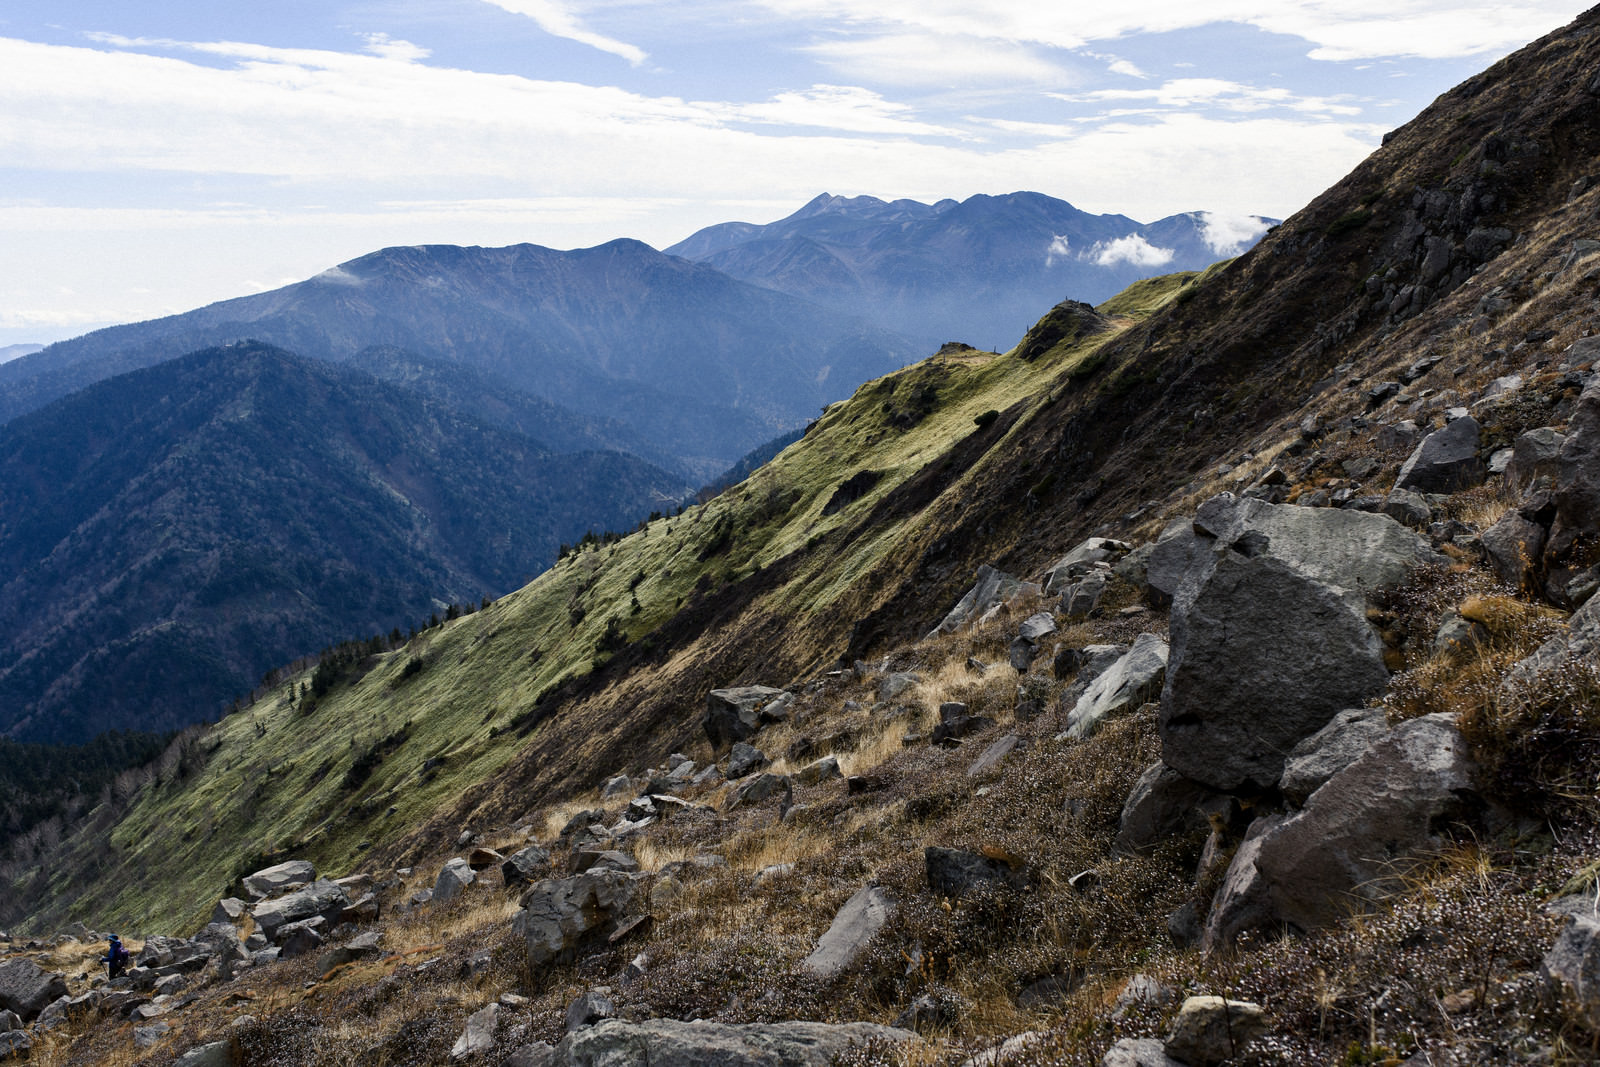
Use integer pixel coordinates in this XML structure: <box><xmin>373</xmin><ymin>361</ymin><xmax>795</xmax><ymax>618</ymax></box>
<box><xmin>803</xmin><ymin>31</ymin><xmax>1072</xmax><ymax>86</ymax></box>
<box><xmin>1084</xmin><ymin>233</ymin><xmax>1174</xmax><ymax>267</ymax></box>
<box><xmin>716</xmin><ymin>84</ymin><xmax>966</xmax><ymax>136</ymax></box>
<box><xmin>479</xmin><ymin>0</ymin><xmax>647</xmax><ymax>65</ymax></box>
<box><xmin>753</xmin><ymin>0</ymin><xmax>1582</xmax><ymax>60</ymax></box>
<box><xmin>1051</xmin><ymin>77</ymin><xmax>1362</xmax><ymax>116</ymax></box>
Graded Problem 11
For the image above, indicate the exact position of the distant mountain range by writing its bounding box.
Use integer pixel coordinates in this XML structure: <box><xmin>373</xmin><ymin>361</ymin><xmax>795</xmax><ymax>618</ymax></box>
<box><xmin>0</xmin><ymin>344</ymin><xmax>43</xmax><ymax>365</ymax></box>
<box><xmin>0</xmin><ymin>342</ymin><xmax>688</xmax><ymax>744</ymax></box>
<box><xmin>667</xmin><ymin>192</ymin><xmax>1276</xmax><ymax>351</ymax></box>
<box><xmin>0</xmin><ymin>240</ymin><xmax>920</xmax><ymax>480</ymax></box>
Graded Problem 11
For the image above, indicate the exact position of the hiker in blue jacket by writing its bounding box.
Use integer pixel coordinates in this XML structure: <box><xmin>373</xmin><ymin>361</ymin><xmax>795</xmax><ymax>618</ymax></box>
<box><xmin>101</xmin><ymin>934</ymin><xmax>130</xmax><ymax>980</ymax></box>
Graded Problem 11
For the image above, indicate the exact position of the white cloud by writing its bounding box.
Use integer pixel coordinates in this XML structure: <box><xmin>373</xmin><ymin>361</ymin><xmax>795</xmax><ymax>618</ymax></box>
<box><xmin>1045</xmin><ymin>233</ymin><xmax>1071</xmax><ymax>265</ymax></box>
<box><xmin>752</xmin><ymin>0</ymin><xmax>1586</xmax><ymax>61</ymax></box>
<box><xmin>478</xmin><ymin>0</ymin><xmax>647</xmax><ymax>65</ymax></box>
<box><xmin>717</xmin><ymin>84</ymin><xmax>966</xmax><ymax>136</ymax></box>
<box><xmin>803</xmin><ymin>31</ymin><xmax>1072</xmax><ymax>86</ymax></box>
<box><xmin>361</xmin><ymin>33</ymin><xmax>430</xmax><ymax>63</ymax></box>
<box><xmin>1196</xmin><ymin>210</ymin><xmax>1272</xmax><ymax>255</ymax></box>
<box><xmin>1108</xmin><ymin>59</ymin><xmax>1148</xmax><ymax>78</ymax></box>
<box><xmin>1085</xmin><ymin>233</ymin><xmax>1175</xmax><ymax>267</ymax></box>
<box><xmin>1052</xmin><ymin>77</ymin><xmax>1361</xmax><ymax>116</ymax></box>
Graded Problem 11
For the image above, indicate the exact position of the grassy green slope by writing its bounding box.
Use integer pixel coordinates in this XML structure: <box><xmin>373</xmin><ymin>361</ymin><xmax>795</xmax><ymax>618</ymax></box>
<box><xmin>9</xmin><ymin>276</ymin><xmax>1198</xmax><ymax>934</ymax></box>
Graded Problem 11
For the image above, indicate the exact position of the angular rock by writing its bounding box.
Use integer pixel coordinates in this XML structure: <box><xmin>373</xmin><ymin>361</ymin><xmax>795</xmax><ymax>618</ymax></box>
<box><xmin>925</xmin><ymin>847</ymin><xmax>1025</xmax><ymax>896</ymax></box>
<box><xmin>1482</xmin><ymin>510</ymin><xmax>1546</xmax><ymax>589</ymax></box>
<box><xmin>1161</xmin><ymin>497</ymin><xmax>1432</xmax><ymax>793</ymax></box>
<box><xmin>174</xmin><ymin>1038</ymin><xmax>243</xmax><ymax>1067</ymax></box>
<box><xmin>1549</xmin><ymin>377</ymin><xmax>1600</xmax><ymax>558</ymax></box>
<box><xmin>601</xmin><ymin>774</ymin><xmax>633</xmax><ymax>798</ymax></box>
<box><xmin>565</xmin><ymin>990</ymin><xmax>617</xmax><ymax>1032</ymax></box>
<box><xmin>316</xmin><ymin>931</ymin><xmax>385</xmax><ymax>976</ymax></box>
<box><xmin>1433</xmin><ymin>612</ymin><xmax>1487</xmax><ymax>658</ymax></box>
<box><xmin>793</xmin><ymin>756</ymin><xmax>842</xmax><ymax>786</ymax></box>
<box><xmin>1253</xmin><ymin>714</ymin><xmax>1477</xmax><ymax>933</ymax></box>
<box><xmin>801</xmin><ymin>886</ymin><xmax>894</xmax><ymax>978</ymax></box>
<box><xmin>434</xmin><ymin>858</ymin><xmax>476</xmax><ymax>903</ymax></box>
<box><xmin>451</xmin><ymin>1002</ymin><xmax>499</xmax><ymax>1060</ymax></box>
<box><xmin>251</xmin><ymin>879</ymin><xmax>351</xmax><ymax>940</ymax></box>
<box><xmin>725</xmin><ymin>742</ymin><xmax>769</xmax><ymax>780</ymax></box>
<box><xmin>0</xmin><ymin>1031</ymin><xmax>30</xmax><ymax>1060</ymax></box>
<box><xmin>1381</xmin><ymin>488</ymin><xmax>1431</xmax><ymax>528</ymax></box>
<box><xmin>928</xmin><ymin>565</ymin><xmax>1038</xmax><ymax>637</ymax></box>
<box><xmin>0</xmin><ymin>959</ymin><xmax>68</xmax><ymax>1021</ymax></box>
<box><xmin>0</xmin><ymin>1010</ymin><xmax>20</xmax><ymax>1032</ymax></box>
<box><xmin>515</xmin><ymin>870</ymin><xmax>648</xmax><ymax>968</ymax></box>
<box><xmin>1064</xmin><ymin>634</ymin><xmax>1167</xmax><ymax>739</ymax></box>
<box><xmin>499</xmin><ymin>844</ymin><xmax>556</xmax><ymax>889</ymax></box>
<box><xmin>1060</xmin><ymin>572</ymin><xmax>1109</xmax><ymax>619</ymax></box>
<box><xmin>1165</xmin><ymin>996</ymin><xmax>1269</xmax><ymax>1066</ymax></box>
<box><xmin>879</xmin><ymin>672</ymin><xmax>920</xmax><ymax>702</ymax></box>
<box><xmin>1146</xmin><ymin>523</ymin><xmax>1201</xmax><ymax>606</ymax></box>
<box><xmin>277</xmin><ymin>918</ymin><xmax>326</xmax><ymax>959</ymax></box>
<box><xmin>1017</xmin><ymin>612</ymin><xmax>1058</xmax><ymax>644</ymax></box>
<box><xmin>703</xmin><ymin>686</ymin><xmax>790</xmax><ymax>750</ymax></box>
<box><xmin>1202</xmin><ymin>815</ymin><xmax>1289</xmax><ymax>952</ymax></box>
<box><xmin>211</xmin><ymin>898</ymin><xmax>247</xmax><ymax>926</ymax></box>
<box><xmin>1543</xmin><ymin>903</ymin><xmax>1600</xmax><ymax>1031</ymax></box>
<box><xmin>559</xmin><ymin>1018</ymin><xmax>915</xmax><ymax>1067</ymax></box>
<box><xmin>1103</xmin><ymin>1038</ymin><xmax>1185</xmax><ymax>1067</ymax></box>
<box><xmin>1278</xmin><ymin>708</ymin><xmax>1390</xmax><ymax>806</ymax></box>
<box><xmin>724</xmin><ymin>772</ymin><xmax>790</xmax><ymax>812</ymax></box>
<box><xmin>1502</xmin><ymin>596</ymin><xmax>1600</xmax><ymax>706</ymax></box>
<box><xmin>1506</xmin><ymin>427</ymin><xmax>1567</xmax><ymax>491</ymax></box>
<box><xmin>1042</xmin><ymin>537</ymin><xmax>1130</xmax><ymax>594</ymax></box>
<box><xmin>1114</xmin><ymin>762</ymin><xmax>1216</xmax><ymax>855</ymax></box>
<box><xmin>242</xmin><ymin>859</ymin><xmax>317</xmax><ymax>899</ymax></box>
<box><xmin>1395</xmin><ymin>415</ymin><xmax>1485</xmax><ymax>493</ymax></box>
<box><xmin>505</xmin><ymin>1043</ymin><xmax>561</xmax><ymax>1067</ymax></box>
<box><xmin>467</xmin><ymin>847</ymin><xmax>504</xmax><ymax>871</ymax></box>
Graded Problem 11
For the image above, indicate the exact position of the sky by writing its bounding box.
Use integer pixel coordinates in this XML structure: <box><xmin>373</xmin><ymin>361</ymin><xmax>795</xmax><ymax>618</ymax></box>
<box><xmin>0</xmin><ymin>1</ymin><xmax>1590</xmax><ymax>346</ymax></box>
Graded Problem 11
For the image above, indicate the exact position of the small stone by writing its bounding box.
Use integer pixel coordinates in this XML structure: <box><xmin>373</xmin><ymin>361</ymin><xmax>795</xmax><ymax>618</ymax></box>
<box><xmin>1164</xmin><ymin>996</ymin><xmax>1269</xmax><ymax>1066</ymax></box>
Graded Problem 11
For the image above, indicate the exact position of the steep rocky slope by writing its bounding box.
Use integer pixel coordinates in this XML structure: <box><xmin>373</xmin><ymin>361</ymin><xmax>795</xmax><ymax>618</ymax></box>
<box><xmin>4</xmin><ymin>8</ymin><xmax>1600</xmax><ymax>1066</ymax></box>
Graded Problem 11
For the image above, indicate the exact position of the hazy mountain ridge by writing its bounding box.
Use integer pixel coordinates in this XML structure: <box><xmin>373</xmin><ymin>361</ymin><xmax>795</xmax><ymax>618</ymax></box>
<box><xmin>667</xmin><ymin>191</ymin><xmax>1275</xmax><ymax>349</ymax></box>
<box><xmin>0</xmin><ymin>341</ymin><xmax>689</xmax><ymax>744</ymax></box>
<box><xmin>0</xmin><ymin>240</ymin><xmax>919</xmax><ymax>479</ymax></box>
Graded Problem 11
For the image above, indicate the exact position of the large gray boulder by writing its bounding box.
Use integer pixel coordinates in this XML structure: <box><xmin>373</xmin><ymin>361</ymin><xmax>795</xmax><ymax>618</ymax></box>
<box><xmin>242</xmin><ymin>859</ymin><xmax>316</xmax><ymax>899</ymax></box>
<box><xmin>1277</xmin><ymin>708</ymin><xmax>1390</xmax><ymax>806</ymax></box>
<box><xmin>434</xmin><ymin>858</ymin><xmax>476</xmax><ymax>903</ymax></box>
<box><xmin>704</xmin><ymin>687</ymin><xmax>790</xmax><ymax>750</ymax></box>
<box><xmin>928</xmin><ymin>565</ymin><xmax>1040</xmax><ymax>637</ymax></box>
<box><xmin>1164</xmin><ymin>996</ymin><xmax>1269</xmax><ymax>1066</ymax></box>
<box><xmin>515</xmin><ymin>870</ymin><xmax>649</xmax><ymax>968</ymax></box>
<box><xmin>0</xmin><ymin>958</ymin><xmax>68</xmax><ymax>1021</ymax></box>
<box><xmin>559</xmin><ymin>1018</ymin><xmax>915</xmax><ymax>1066</ymax></box>
<box><xmin>1549</xmin><ymin>376</ymin><xmax>1600</xmax><ymax>559</ymax></box>
<box><xmin>1394</xmin><ymin>415</ymin><xmax>1485</xmax><ymax>493</ymax></box>
<box><xmin>1236</xmin><ymin>714</ymin><xmax>1477</xmax><ymax>939</ymax></box>
<box><xmin>1063</xmin><ymin>634</ymin><xmax>1167</xmax><ymax>739</ymax></box>
<box><xmin>801</xmin><ymin>886</ymin><xmax>894</xmax><ymax>978</ymax></box>
<box><xmin>451</xmin><ymin>1002</ymin><xmax>500</xmax><ymax>1060</ymax></box>
<box><xmin>251</xmin><ymin>879</ymin><xmax>351</xmax><ymax>940</ymax></box>
<box><xmin>502</xmin><ymin>844</ymin><xmax>554</xmax><ymax>887</ymax></box>
<box><xmin>1543</xmin><ymin>900</ymin><xmax>1600</xmax><ymax>1031</ymax></box>
<box><xmin>1505</xmin><ymin>427</ymin><xmax>1567</xmax><ymax>491</ymax></box>
<box><xmin>1160</xmin><ymin>497</ymin><xmax>1433</xmax><ymax>793</ymax></box>
<box><xmin>1144</xmin><ymin>520</ymin><xmax>1202</xmax><ymax>605</ymax></box>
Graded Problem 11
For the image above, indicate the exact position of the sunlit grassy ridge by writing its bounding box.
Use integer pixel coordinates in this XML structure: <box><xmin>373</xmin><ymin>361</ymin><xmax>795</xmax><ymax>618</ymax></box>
<box><xmin>18</xmin><ymin>275</ymin><xmax>1198</xmax><ymax>935</ymax></box>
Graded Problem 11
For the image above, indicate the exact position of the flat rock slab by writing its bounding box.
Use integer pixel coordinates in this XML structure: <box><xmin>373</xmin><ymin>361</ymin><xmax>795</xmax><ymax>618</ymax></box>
<box><xmin>801</xmin><ymin>886</ymin><xmax>894</xmax><ymax>978</ymax></box>
<box><xmin>1065</xmin><ymin>633</ymin><xmax>1167</xmax><ymax>739</ymax></box>
<box><xmin>1278</xmin><ymin>707</ymin><xmax>1390</xmax><ymax>806</ymax></box>
<box><xmin>243</xmin><ymin>860</ymin><xmax>317</xmax><ymax>899</ymax></box>
<box><xmin>560</xmin><ymin>1018</ymin><xmax>915</xmax><ymax>1067</ymax></box>
<box><xmin>0</xmin><ymin>958</ymin><xmax>68</xmax><ymax>1021</ymax></box>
